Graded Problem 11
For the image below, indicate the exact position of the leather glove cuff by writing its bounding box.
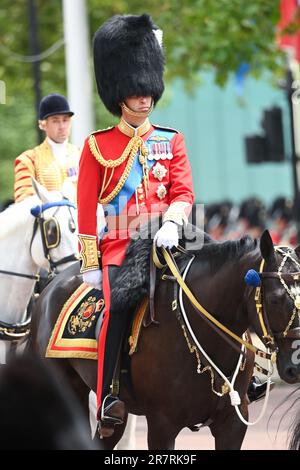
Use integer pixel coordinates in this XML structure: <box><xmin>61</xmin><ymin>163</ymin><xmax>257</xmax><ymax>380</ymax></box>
<box><xmin>78</xmin><ymin>234</ymin><xmax>100</xmax><ymax>273</ymax></box>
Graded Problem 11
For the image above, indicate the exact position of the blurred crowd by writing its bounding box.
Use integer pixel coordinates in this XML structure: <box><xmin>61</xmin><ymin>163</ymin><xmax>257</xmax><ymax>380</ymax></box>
<box><xmin>204</xmin><ymin>196</ymin><xmax>298</xmax><ymax>247</ymax></box>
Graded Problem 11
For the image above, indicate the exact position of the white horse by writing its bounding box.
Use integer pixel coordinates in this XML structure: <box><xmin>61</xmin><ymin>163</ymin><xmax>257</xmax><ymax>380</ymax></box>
<box><xmin>0</xmin><ymin>180</ymin><xmax>78</xmax><ymax>361</ymax></box>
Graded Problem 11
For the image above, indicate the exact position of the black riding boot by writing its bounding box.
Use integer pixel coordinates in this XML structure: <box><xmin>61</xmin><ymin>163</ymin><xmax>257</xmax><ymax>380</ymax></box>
<box><xmin>97</xmin><ymin>266</ymin><xmax>127</xmax><ymax>431</ymax></box>
<box><xmin>247</xmin><ymin>376</ymin><xmax>275</xmax><ymax>403</ymax></box>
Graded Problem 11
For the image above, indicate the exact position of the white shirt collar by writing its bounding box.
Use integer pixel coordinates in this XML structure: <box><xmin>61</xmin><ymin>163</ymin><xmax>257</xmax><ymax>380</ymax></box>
<box><xmin>47</xmin><ymin>137</ymin><xmax>68</xmax><ymax>161</ymax></box>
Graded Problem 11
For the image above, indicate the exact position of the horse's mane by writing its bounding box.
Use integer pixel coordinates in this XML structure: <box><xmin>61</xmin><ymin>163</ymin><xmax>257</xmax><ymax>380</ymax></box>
<box><xmin>110</xmin><ymin>220</ymin><xmax>259</xmax><ymax>314</ymax></box>
<box><xmin>191</xmin><ymin>234</ymin><xmax>258</xmax><ymax>270</ymax></box>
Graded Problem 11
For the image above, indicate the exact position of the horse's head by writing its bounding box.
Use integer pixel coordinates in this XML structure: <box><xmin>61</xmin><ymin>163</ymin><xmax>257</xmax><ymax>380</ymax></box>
<box><xmin>30</xmin><ymin>179</ymin><xmax>78</xmax><ymax>273</ymax></box>
<box><xmin>247</xmin><ymin>229</ymin><xmax>300</xmax><ymax>384</ymax></box>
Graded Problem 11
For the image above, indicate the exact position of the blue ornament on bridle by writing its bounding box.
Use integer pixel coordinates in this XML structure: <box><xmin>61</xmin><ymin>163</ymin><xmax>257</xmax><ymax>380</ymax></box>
<box><xmin>244</xmin><ymin>269</ymin><xmax>261</xmax><ymax>287</ymax></box>
<box><xmin>30</xmin><ymin>200</ymin><xmax>76</xmax><ymax>217</ymax></box>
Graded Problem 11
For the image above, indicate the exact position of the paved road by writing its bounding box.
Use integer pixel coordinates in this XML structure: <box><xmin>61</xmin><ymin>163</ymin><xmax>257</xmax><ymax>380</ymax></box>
<box><xmin>132</xmin><ymin>383</ymin><xmax>299</xmax><ymax>450</ymax></box>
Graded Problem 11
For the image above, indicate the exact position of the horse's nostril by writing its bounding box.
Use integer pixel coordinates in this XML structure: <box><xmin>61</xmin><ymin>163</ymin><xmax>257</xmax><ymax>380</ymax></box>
<box><xmin>285</xmin><ymin>366</ymin><xmax>298</xmax><ymax>381</ymax></box>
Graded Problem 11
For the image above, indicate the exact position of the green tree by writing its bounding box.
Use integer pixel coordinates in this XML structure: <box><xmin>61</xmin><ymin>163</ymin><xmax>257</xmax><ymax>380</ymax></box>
<box><xmin>0</xmin><ymin>0</ymin><xmax>290</xmax><ymax>201</ymax></box>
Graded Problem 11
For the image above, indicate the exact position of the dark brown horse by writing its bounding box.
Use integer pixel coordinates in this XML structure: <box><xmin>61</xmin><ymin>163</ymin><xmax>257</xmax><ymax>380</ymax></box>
<box><xmin>28</xmin><ymin>229</ymin><xmax>300</xmax><ymax>449</ymax></box>
<box><xmin>289</xmin><ymin>398</ymin><xmax>300</xmax><ymax>449</ymax></box>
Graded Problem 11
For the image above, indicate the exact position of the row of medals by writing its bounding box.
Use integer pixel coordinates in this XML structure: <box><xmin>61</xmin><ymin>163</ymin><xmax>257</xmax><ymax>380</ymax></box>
<box><xmin>146</xmin><ymin>142</ymin><xmax>173</xmax><ymax>161</ymax></box>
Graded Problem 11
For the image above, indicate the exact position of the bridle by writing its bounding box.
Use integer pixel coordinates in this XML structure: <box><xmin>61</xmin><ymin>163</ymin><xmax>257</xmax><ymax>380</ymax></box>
<box><xmin>154</xmin><ymin>244</ymin><xmax>300</xmax><ymax>362</ymax></box>
<box><xmin>0</xmin><ymin>199</ymin><xmax>78</xmax><ymax>281</ymax></box>
<box><xmin>254</xmin><ymin>246</ymin><xmax>300</xmax><ymax>349</ymax></box>
<box><xmin>29</xmin><ymin>200</ymin><xmax>78</xmax><ymax>273</ymax></box>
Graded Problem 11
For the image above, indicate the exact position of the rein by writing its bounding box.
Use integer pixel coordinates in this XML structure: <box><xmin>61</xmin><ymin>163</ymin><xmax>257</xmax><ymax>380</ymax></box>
<box><xmin>0</xmin><ymin>269</ymin><xmax>40</xmax><ymax>281</ymax></box>
<box><xmin>153</xmin><ymin>245</ymin><xmax>275</xmax><ymax>362</ymax></box>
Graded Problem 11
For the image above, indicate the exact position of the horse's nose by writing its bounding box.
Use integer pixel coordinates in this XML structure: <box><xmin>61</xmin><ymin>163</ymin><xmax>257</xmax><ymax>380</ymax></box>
<box><xmin>284</xmin><ymin>365</ymin><xmax>300</xmax><ymax>383</ymax></box>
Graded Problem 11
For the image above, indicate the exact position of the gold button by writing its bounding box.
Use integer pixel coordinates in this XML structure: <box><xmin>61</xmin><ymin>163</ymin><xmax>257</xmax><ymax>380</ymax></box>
<box><xmin>140</xmin><ymin>202</ymin><xmax>145</xmax><ymax>206</ymax></box>
<box><xmin>139</xmin><ymin>195</ymin><xmax>144</xmax><ymax>200</ymax></box>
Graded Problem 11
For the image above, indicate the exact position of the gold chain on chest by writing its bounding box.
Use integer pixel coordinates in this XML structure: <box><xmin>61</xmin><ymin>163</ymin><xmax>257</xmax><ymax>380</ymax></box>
<box><xmin>88</xmin><ymin>134</ymin><xmax>148</xmax><ymax>204</ymax></box>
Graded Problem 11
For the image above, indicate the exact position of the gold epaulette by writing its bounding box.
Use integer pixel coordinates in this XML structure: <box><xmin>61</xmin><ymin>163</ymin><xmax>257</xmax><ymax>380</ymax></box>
<box><xmin>90</xmin><ymin>126</ymin><xmax>114</xmax><ymax>136</ymax></box>
<box><xmin>152</xmin><ymin>124</ymin><xmax>179</xmax><ymax>134</ymax></box>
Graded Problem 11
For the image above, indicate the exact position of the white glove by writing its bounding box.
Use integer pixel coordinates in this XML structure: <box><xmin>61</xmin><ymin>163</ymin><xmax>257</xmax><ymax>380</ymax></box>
<box><xmin>154</xmin><ymin>221</ymin><xmax>179</xmax><ymax>249</ymax></box>
<box><xmin>82</xmin><ymin>269</ymin><xmax>102</xmax><ymax>290</ymax></box>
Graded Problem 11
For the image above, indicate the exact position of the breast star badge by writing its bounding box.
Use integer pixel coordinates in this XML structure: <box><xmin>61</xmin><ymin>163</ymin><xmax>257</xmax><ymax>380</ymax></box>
<box><xmin>156</xmin><ymin>183</ymin><xmax>167</xmax><ymax>200</ymax></box>
<box><xmin>152</xmin><ymin>162</ymin><xmax>168</xmax><ymax>181</ymax></box>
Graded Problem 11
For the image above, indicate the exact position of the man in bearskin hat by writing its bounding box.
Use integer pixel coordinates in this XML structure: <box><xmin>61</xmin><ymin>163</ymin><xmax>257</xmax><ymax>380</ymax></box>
<box><xmin>269</xmin><ymin>196</ymin><xmax>297</xmax><ymax>246</ymax></box>
<box><xmin>14</xmin><ymin>93</ymin><xmax>80</xmax><ymax>203</ymax></box>
<box><xmin>77</xmin><ymin>14</ymin><xmax>194</xmax><ymax>437</ymax></box>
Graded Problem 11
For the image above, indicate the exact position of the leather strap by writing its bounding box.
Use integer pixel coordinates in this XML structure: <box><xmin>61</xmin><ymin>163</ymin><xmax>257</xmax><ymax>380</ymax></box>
<box><xmin>146</xmin><ymin>247</ymin><xmax>160</xmax><ymax>327</ymax></box>
<box><xmin>155</xmin><ymin>246</ymin><xmax>275</xmax><ymax>362</ymax></box>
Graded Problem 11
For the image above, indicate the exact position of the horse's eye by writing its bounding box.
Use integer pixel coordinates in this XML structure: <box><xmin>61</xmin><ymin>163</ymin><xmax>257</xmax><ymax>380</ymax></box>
<box><xmin>69</xmin><ymin>220</ymin><xmax>76</xmax><ymax>233</ymax></box>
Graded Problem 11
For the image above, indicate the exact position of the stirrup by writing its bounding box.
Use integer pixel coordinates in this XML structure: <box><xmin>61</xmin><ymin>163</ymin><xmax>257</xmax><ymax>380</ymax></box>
<box><xmin>100</xmin><ymin>395</ymin><xmax>125</xmax><ymax>426</ymax></box>
<box><xmin>97</xmin><ymin>395</ymin><xmax>125</xmax><ymax>439</ymax></box>
<box><xmin>248</xmin><ymin>377</ymin><xmax>275</xmax><ymax>403</ymax></box>
<box><xmin>97</xmin><ymin>420</ymin><xmax>115</xmax><ymax>439</ymax></box>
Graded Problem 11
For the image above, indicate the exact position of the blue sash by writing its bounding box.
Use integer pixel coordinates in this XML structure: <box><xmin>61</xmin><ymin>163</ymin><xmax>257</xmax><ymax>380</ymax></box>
<box><xmin>104</xmin><ymin>128</ymin><xmax>176</xmax><ymax>216</ymax></box>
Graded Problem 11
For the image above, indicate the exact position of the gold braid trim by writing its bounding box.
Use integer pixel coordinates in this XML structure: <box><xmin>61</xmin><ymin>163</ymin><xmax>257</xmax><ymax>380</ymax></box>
<box><xmin>163</xmin><ymin>201</ymin><xmax>191</xmax><ymax>226</ymax></box>
<box><xmin>120</xmin><ymin>101</ymin><xmax>153</xmax><ymax>118</ymax></box>
<box><xmin>89</xmin><ymin>134</ymin><xmax>137</xmax><ymax>168</ymax></box>
<box><xmin>88</xmin><ymin>135</ymin><xmax>148</xmax><ymax>205</ymax></box>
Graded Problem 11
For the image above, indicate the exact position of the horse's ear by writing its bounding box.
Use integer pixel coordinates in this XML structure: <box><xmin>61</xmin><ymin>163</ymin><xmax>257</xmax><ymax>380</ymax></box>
<box><xmin>31</xmin><ymin>177</ymin><xmax>50</xmax><ymax>204</ymax></box>
<box><xmin>260</xmin><ymin>229</ymin><xmax>275</xmax><ymax>261</ymax></box>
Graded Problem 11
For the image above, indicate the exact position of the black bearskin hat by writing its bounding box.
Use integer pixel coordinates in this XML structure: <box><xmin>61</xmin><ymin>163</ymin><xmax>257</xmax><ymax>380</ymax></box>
<box><xmin>269</xmin><ymin>196</ymin><xmax>294</xmax><ymax>222</ymax></box>
<box><xmin>93</xmin><ymin>14</ymin><xmax>164</xmax><ymax>116</ymax></box>
<box><xmin>239</xmin><ymin>197</ymin><xmax>266</xmax><ymax>229</ymax></box>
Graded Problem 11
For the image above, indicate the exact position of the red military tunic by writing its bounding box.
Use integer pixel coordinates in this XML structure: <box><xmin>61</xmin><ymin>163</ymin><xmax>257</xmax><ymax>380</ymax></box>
<box><xmin>77</xmin><ymin>118</ymin><xmax>194</xmax><ymax>267</ymax></box>
<box><xmin>77</xmin><ymin>118</ymin><xmax>194</xmax><ymax>412</ymax></box>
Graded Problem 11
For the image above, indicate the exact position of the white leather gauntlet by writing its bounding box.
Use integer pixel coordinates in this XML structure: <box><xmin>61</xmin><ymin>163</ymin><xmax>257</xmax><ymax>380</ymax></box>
<box><xmin>82</xmin><ymin>269</ymin><xmax>102</xmax><ymax>291</ymax></box>
<box><xmin>154</xmin><ymin>221</ymin><xmax>179</xmax><ymax>249</ymax></box>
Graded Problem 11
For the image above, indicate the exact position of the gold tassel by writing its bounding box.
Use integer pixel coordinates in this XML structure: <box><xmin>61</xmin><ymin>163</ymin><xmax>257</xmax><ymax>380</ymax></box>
<box><xmin>139</xmin><ymin>143</ymin><xmax>149</xmax><ymax>198</ymax></box>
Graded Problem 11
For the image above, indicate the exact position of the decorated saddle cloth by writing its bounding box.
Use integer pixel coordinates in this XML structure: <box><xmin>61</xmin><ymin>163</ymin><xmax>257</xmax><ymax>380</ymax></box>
<box><xmin>46</xmin><ymin>283</ymin><xmax>105</xmax><ymax>360</ymax></box>
<box><xmin>46</xmin><ymin>282</ymin><xmax>148</xmax><ymax>360</ymax></box>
